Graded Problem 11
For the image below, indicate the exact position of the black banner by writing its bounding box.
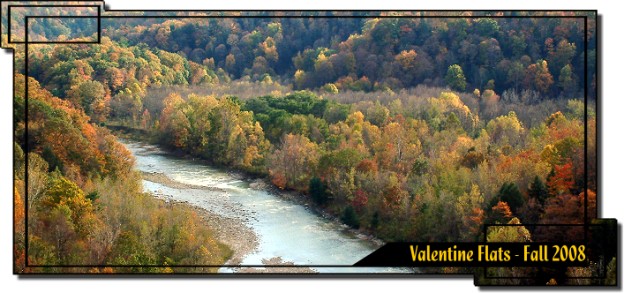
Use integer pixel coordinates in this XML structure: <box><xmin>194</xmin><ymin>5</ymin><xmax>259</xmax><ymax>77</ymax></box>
<box><xmin>354</xmin><ymin>242</ymin><xmax>589</xmax><ymax>267</ymax></box>
<box><xmin>354</xmin><ymin>220</ymin><xmax>617</xmax><ymax>269</ymax></box>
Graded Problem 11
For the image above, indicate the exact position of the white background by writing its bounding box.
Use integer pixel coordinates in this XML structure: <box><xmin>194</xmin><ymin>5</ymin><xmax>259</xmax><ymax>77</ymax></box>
<box><xmin>1</xmin><ymin>0</ymin><xmax>621</xmax><ymax>292</ymax></box>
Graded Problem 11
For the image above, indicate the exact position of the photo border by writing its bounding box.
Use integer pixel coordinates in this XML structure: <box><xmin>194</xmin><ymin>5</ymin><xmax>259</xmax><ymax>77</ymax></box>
<box><xmin>2</xmin><ymin>2</ymin><xmax>604</xmax><ymax>281</ymax></box>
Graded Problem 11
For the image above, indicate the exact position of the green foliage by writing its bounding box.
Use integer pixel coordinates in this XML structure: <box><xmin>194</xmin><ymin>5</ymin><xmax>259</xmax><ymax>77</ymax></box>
<box><xmin>473</xmin><ymin>18</ymin><xmax>500</xmax><ymax>37</ymax></box>
<box><xmin>370</xmin><ymin>212</ymin><xmax>380</xmax><ymax>229</ymax></box>
<box><xmin>86</xmin><ymin>191</ymin><xmax>100</xmax><ymax>202</ymax></box>
<box><xmin>341</xmin><ymin>206</ymin><xmax>360</xmax><ymax>229</ymax></box>
<box><xmin>243</xmin><ymin>92</ymin><xmax>332</xmax><ymax>142</ymax></box>
<box><xmin>309</xmin><ymin>177</ymin><xmax>329</xmax><ymax>205</ymax></box>
<box><xmin>68</xmin><ymin>80</ymin><xmax>106</xmax><ymax>114</ymax></box>
<box><xmin>323</xmin><ymin>103</ymin><xmax>351</xmax><ymax>124</ymax></box>
<box><xmin>320</xmin><ymin>148</ymin><xmax>363</xmax><ymax>171</ymax></box>
<box><xmin>411</xmin><ymin>158</ymin><xmax>429</xmax><ymax>176</ymax></box>
<box><xmin>528</xmin><ymin>176</ymin><xmax>548</xmax><ymax>205</ymax></box>
<box><xmin>445</xmin><ymin>64</ymin><xmax>467</xmax><ymax>91</ymax></box>
<box><xmin>246</xmin><ymin>91</ymin><xmax>327</xmax><ymax>117</ymax></box>
<box><xmin>365</xmin><ymin>102</ymin><xmax>390</xmax><ymax>126</ymax></box>
<box><xmin>491</xmin><ymin>182</ymin><xmax>525</xmax><ymax>214</ymax></box>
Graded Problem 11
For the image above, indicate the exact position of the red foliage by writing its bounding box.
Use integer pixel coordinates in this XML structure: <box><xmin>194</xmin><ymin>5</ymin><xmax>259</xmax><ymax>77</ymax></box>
<box><xmin>547</xmin><ymin>162</ymin><xmax>575</xmax><ymax>196</ymax></box>
<box><xmin>352</xmin><ymin>189</ymin><xmax>369</xmax><ymax>212</ymax></box>
<box><xmin>536</xmin><ymin>191</ymin><xmax>590</xmax><ymax>242</ymax></box>
<box><xmin>382</xmin><ymin>186</ymin><xmax>403</xmax><ymax>209</ymax></box>
<box><xmin>541</xmin><ymin>193</ymin><xmax>582</xmax><ymax>225</ymax></box>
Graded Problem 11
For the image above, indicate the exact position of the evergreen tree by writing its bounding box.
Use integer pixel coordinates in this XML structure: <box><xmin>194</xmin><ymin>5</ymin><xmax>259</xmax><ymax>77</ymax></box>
<box><xmin>445</xmin><ymin>64</ymin><xmax>467</xmax><ymax>91</ymax></box>
<box><xmin>528</xmin><ymin>176</ymin><xmax>549</xmax><ymax>205</ymax></box>
<box><xmin>309</xmin><ymin>177</ymin><xmax>328</xmax><ymax>205</ymax></box>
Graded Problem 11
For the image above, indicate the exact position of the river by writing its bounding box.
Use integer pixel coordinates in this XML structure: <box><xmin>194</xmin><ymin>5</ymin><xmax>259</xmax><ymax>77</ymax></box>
<box><xmin>121</xmin><ymin>139</ymin><xmax>409</xmax><ymax>274</ymax></box>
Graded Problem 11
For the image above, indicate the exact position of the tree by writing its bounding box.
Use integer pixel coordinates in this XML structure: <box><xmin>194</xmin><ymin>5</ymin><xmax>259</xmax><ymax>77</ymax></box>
<box><xmin>14</xmin><ymin>186</ymin><xmax>26</xmax><ymax>272</ymax></box>
<box><xmin>548</xmin><ymin>39</ymin><xmax>576</xmax><ymax>79</ymax></box>
<box><xmin>546</xmin><ymin>162</ymin><xmax>575</xmax><ymax>196</ymax></box>
<box><xmin>140</xmin><ymin>109</ymin><xmax>152</xmax><ymax>130</ymax></box>
<box><xmin>269</xmin><ymin>134</ymin><xmax>319</xmax><ymax>189</ymax></box>
<box><xmin>67</xmin><ymin>80</ymin><xmax>106</xmax><ymax>116</ymax></box>
<box><xmin>486</xmin><ymin>111</ymin><xmax>524</xmax><ymax>148</ymax></box>
<box><xmin>473</xmin><ymin>18</ymin><xmax>500</xmax><ymax>38</ymax></box>
<box><xmin>365</xmin><ymin>102</ymin><xmax>390</xmax><ymax>126</ymax></box>
<box><xmin>536</xmin><ymin>192</ymin><xmax>585</xmax><ymax>242</ymax></box>
<box><xmin>43</xmin><ymin>173</ymin><xmax>95</xmax><ymax>235</ymax></box>
<box><xmin>528</xmin><ymin>176</ymin><xmax>548</xmax><ymax>205</ymax></box>
<box><xmin>558</xmin><ymin>64</ymin><xmax>577</xmax><ymax>96</ymax></box>
<box><xmin>455</xmin><ymin>184</ymin><xmax>485</xmax><ymax>241</ymax></box>
<box><xmin>158</xmin><ymin>93</ymin><xmax>190</xmax><ymax>148</ymax></box>
<box><xmin>489</xmin><ymin>201</ymin><xmax>514</xmax><ymax>224</ymax></box>
<box><xmin>394</xmin><ymin>49</ymin><xmax>418</xmax><ymax>71</ymax></box>
<box><xmin>461</xmin><ymin>149</ymin><xmax>485</xmax><ymax>169</ymax></box>
<box><xmin>341</xmin><ymin>206</ymin><xmax>360</xmax><ymax>229</ymax></box>
<box><xmin>411</xmin><ymin>158</ymin><xmax>428</xmax><ymax>177</ymax></box>
<box><xmin>352</xmin><ymin>188</ymin><xmax>369</xmax><ymax>212</ymax></box>
<box><xmin>524</xmin><ymin>60</ymin><xmax>554</xmax><ymax>95</ymax></box>
<box><xmin>478</xmin><ymin>38</ymin><xmax>502</xmax><ymax>68</ymax></box>
<box><xmin>309</xmin><ymin>177</ymin><xmax>329</xmax><ymax>205</ymax></box>
<box><xmin>27</xmin><ymin>153</ymin><xmax>49</xmax><ymax>212</ymax></box>
<box><xmin>445</xmin><ymin>64</ymin><xmax>467</xmax><ymax>91</ymax></box>
<box><xmin>318</xmin><ymin>148</ymin><xmax>364</xmax><ymax>202</ymax></box>
<box><xmin>225</xmin><ymin>53</ymin><xmax>236</xmax><ymax>74</ymax></box>
<box><xmin>506</xmin><ymin>61</ymin><xmax>525</xmax><ymax>90</ymax></box>
<box><xmin>490</xmin><ymin>182</ymin><xmax>525</xmax><ymax>214</ymax></box>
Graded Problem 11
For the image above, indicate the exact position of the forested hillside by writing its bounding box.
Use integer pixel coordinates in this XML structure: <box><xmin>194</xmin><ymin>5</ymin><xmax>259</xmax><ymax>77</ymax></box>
<box><xmin>101</xmin><ymin>13</ymin><xmax>595</xmax><ymax>99</ymax></box>
<box><xmin>13</xmin><ymin>74</ymin><xmax>231</xmax><ymax>273</ymax></box>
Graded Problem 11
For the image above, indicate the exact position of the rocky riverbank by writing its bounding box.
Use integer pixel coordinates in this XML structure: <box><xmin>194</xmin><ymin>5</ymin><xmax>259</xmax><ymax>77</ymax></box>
<box><xmin>141</xmin><ymin>171</ymin><xmax>257</xmax><ymax>265</ymax></box>
<box><xmin>142</xmin><ymin>171</ymin><xmax>317</xmax><ymax>273</ymax></box>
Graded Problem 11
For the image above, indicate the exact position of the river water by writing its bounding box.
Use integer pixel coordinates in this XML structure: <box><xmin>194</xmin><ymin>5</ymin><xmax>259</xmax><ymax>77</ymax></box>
<box><xmin>122</xmin><ymin>140</ymin><xmax>409</xmax><ymax>274</ymax></box>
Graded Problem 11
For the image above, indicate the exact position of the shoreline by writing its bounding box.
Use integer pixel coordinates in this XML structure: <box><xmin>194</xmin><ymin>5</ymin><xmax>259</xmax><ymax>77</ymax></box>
<box><xmin>141</xmin><ymin>171</ymin><xmax>316</xmax><ymax>273</ymax></box>
<box><xmin>250</xmin><ymin>177</ymin><xmax>386</xmax><ymax>248</ymax></box>
<box><xmin>141</xmin><ymin>171</ymin><xmax>258</xmax><ymax>267</ymax></box>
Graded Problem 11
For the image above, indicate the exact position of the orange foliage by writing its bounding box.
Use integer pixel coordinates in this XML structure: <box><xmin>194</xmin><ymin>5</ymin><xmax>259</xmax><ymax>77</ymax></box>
<box><xmin>579</xmin><ymin>189</ymin><xmax>597</xmax><ymax>220</ymax></box>
<box><xmin>270</xmin><ymin>172</ymin><xmax>287</xmax><ymax>189</ymax></box>
<box><xmin>356</xmin><ymin>159</ymin><xmax>378</xmax><ymax>174</ymax></box>
<box><xmin>547</xmin><ymin>162</ymin><xmax>575</xmax><ymax>196</ymax></box>
<box><xmin>382</xmin><ymin>185</ymin><xmax>404</xmax><ymax>209</ymax></box>
<box><xmin>14</xmin><ymin>186</ymin><xmax>24</xmax><ymax>228</ymax></box>
<box><xmin>491</xmin><ymin>201</ymin><xmax>513</xmax><ymax>224</ymax></box>
<box><xmin>468</xmin><ymin>207</ymin><xmax>485</xmax><ymax>237</ymax></box>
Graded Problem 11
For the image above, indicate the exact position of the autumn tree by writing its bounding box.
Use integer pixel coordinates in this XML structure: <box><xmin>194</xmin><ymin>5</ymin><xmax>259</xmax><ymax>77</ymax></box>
<box><xmin>486</xmin><ymin>111</ymin><xmax>525</xmax><ymax>148</ymax></box>
<box><xmin>67</xmin><ymin>80</ymin><xmax>106</xmax><ymax>116</ymax></box>
<box><xmin>455</xmin><ymin>184</ymin><xmax>485</xmax><ymax>241</ymax></box>
<box><xmin>269</xmin><ymin>134</ymin><xmax>320</xmax><ymax>189</ymax></box>
<box><xmin>524</xmin><ymin>60</ymin><xmax>554</xmax><ymax>95</ymax></box>
<box><xmin>158</xmin><ymin>93</ymin><xmax>190</xmax><ymax>148</ymax></box>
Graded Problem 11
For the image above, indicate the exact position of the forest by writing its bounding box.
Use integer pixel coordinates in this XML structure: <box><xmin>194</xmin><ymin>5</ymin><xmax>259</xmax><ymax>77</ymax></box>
<box><xmin>6</xmin><ymin>9</ymin><xmax>612</xmax><ymax>283</ymax></box>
